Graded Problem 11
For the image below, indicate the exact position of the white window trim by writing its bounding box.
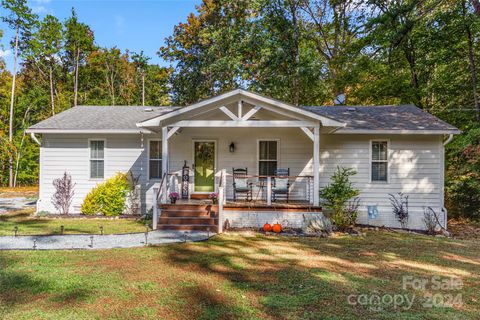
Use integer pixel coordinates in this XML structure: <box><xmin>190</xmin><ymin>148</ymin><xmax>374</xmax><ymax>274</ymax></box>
<box><xmin>148</xmin><ymin>138</ymin><xmax>162</xmax><ymax>181</ymax></box>
<box><xmin>369</xmin><ymin>139</ymin><xmax>389</xmax><ymax>183</ymax></box>
<box><xmin>88</xmin><ymin>138</ymin><xmax>106</xmax><ymax>181</ymax></box>
<box><xmin>256</xmin><ymin>139</ymin><xmax>280</xmax><ymax>176</ymax></box>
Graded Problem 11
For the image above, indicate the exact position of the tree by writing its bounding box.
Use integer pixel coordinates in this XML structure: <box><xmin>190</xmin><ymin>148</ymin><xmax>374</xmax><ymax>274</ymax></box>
<box><xmin>86</xmin><ymin>47</ymin><xmax>136</xmax><ymax>105</ymax></box>
<box><xmin>64</xmin><ymin>8</ymin><xmax>94</xmax><ymax>107</ymax></box>
<box><xmin>462</xmin><ymin>0</ymin><xmax>480</xmax><ymax>121</ymax></box>
<box><xmin>26</xmin><ymin>14</ymin><xmax>63</xmax><ymax>115</ymax></box>
<box><xmin>131</xmin><ymin>51</ymin><xmax>150</xmax><ymax>106</ymax></box>
<box><xmin>300</xmin><ymin>0</ymin><xmax>368</xmax><ymax>102</ymax></box>
<box><xmin>1</xmin><ymin>0</ymin><xmax>37</xmax><ymax>187</ymax></box>
<box><xmin>159</xmin><ymin>0</ymin><xmax>254</xmax><ymax>104</ymax></box>
<box><xmin>472</xmin><ymin>0</ymin><xmax>480</xmax><ymax>15</ymax></box>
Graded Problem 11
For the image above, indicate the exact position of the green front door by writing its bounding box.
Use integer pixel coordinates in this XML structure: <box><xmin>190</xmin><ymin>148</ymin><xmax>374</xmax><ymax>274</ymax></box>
<box><xmin>194</xmin><ymin>141</ymin><xmax>215</xmax><ymax>192</ymax></box>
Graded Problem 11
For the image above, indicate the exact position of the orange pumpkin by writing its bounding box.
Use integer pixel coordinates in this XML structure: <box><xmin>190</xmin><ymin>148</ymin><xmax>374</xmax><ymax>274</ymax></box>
<box><xmin>272</xmin><ymin>223</ymin><xmax>282</xmax><ymax>233</ymax></box>
<box><xmin>263</xmin><ymin>223</ymin><xmax>272</xmax><ymax>232</ymax></box>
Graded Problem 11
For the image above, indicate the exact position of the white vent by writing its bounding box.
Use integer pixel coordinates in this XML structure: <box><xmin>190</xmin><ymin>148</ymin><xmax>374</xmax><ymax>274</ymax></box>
<box><xmin>347</xmin><ymin>107</ymin><xmax>356</xmax><ymax>112</ymax></box>
<box><xmin>144</xmin><ymin>108</ymin><xmax>154</xmax><ymax>112</ymax></box>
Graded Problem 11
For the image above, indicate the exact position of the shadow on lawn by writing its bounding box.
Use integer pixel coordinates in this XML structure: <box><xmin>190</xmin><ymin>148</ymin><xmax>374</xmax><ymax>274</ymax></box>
<box><xmin>0</xmin><ymin>253</ymin><xmax>92</xmax><ymax>316</ymax></box>
<box><xmin>160</xmin><ymin>232</ymin><xmax>480</xmax><ymax>319</ymax></box>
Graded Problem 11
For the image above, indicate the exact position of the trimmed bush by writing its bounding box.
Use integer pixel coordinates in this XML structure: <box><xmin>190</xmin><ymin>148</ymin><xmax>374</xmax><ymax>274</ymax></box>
<box><xmin>320</xmin><ymin>166</ymin><xmax>360</xmax><ymax>230</ymax></box>
<box><xmin>81</xmin><ymin>173</ymin><xmax>131</xmax><ymax>216</ymax></box>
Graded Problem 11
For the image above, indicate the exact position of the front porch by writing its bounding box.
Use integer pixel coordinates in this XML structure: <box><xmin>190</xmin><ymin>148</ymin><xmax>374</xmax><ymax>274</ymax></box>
<box><xmin>156</xmin><ymin>198</ymin><xmax>323</xmax><ymax>232</ymax></box>
<box><xmin>136</xmin><ymin>90</ymin><xmax>342</xmax><ymax>231</ymax></box>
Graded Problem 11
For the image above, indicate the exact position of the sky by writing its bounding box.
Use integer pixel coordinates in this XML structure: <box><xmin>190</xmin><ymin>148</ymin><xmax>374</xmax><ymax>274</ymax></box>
<box><xmin>0</xmin><ymin>0</ymin><xmax>201</xmax><ymax>71</ymax></box>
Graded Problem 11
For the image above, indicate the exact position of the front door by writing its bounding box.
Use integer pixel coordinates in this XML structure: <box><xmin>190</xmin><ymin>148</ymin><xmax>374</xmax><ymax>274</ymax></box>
<box><xmin>194</xmin><ymin>141</ymin><xmax>216</xmax><ymax>192</ymax></box>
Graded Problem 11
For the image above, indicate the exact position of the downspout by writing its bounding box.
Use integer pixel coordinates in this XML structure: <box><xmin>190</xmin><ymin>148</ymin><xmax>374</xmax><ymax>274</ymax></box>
<box><xmin>441</xmin><ymin>133</ymin><xmax>454</xmax><ymax>231</ymax></box>
<box><xmin>443</xmin><ymin>133</ymin><xmax>454</xmax><ymax>146</ymax></box>
<box><xmin>30</xmin><ymin>133</ymin><xmax>42</xmax><ymax>214</ymax></box>
<box><xmin>30</xmin><ymin>132</ymin><xmax>41</xmax><ymax>145</ymax></box>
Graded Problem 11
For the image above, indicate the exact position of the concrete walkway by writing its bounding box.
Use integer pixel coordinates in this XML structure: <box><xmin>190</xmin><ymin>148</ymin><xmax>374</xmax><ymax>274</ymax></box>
<box><xmin>0</xmin><ymin>230</ymin><xmax>213</xmax><ymax>250</ymax></box>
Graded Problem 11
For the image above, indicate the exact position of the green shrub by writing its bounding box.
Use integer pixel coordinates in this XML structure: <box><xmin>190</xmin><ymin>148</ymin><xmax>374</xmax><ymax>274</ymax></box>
<box><xmin>81</xmin><ymin>173</ymin><xmax>131</xmax><ymax>216</ymax></box>
<box><xmin>320</xmin><ymin>166</ymin><xmax>360</xmax><ymax>230</ymax></box>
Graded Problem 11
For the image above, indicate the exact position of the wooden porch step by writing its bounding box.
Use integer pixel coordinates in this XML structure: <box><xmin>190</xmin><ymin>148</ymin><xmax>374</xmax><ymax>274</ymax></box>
<box><xmin>159</xmin><ymin>217</ymin><xmax>217</xmax><ymax>225</ymax></box>
<box><xmin>156</xmin><ymin>224</ymin><xmax>217</xmax><ymax>232</ymax></box>
<box><xmin>161</xmin><ymin>209</ymin><xmax>216</xmax><ymax>218</ymax></box>
<box><xmin>161</xmin><ymin>204</ymin><xmax>216</xmax><ymax>211</ymax></box>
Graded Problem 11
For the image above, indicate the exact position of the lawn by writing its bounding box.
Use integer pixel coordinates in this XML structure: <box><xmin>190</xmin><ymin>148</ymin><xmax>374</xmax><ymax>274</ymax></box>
<box><xmin>0</xmin><ymin>209</ymin><xmax>148</xmax><ymax>236</ymax></box>
<box><xmin>0</xmin><ymin>231</ymin><xmax>478</xmax><ymax>319</ymax></box>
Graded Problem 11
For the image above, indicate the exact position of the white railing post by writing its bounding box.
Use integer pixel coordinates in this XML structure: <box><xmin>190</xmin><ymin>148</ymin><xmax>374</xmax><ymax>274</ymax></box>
<box><xmin>152</xmin><ymin>187</ymin><xmax>159</xmax><ymax>230</ymax></box>
<box><xmin>307</xmin><ymin>177</ymin><xmax>313</xmax><ymax>205</ymax></box>
<box><xmin>222</xmin><ymin>169</ymin><xmax>227</xmax><ymax>202</ymax></box>
<box><xmin>267</xmin><ymin>176</ymin><xmax>272</xmax><ymax>206</ymax></box>
<box><xmin>218</xmin><ymin>186</ymin><xmax>224</xmax><ymax>233</ymax></box>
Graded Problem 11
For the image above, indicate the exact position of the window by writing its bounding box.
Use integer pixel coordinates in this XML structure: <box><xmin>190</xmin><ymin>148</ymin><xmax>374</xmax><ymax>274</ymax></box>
<box><xmin>258</xmin><ymin>140</ymin><xmax>278</xmax><ymax>176</ymax></box>
<box><xmin>149</xmin><ymin>140</ymin><xmax>162</xmax><ymax>179</ymax></box>
<box><xmin>371</xmin><ymin>141</ymin><xmax>388</xmax><ymax>182</ymax></box>
<box><xmin>90</xmin><ymin>140</ymin><xmax>104</xmax><ymax>179</ymax></box>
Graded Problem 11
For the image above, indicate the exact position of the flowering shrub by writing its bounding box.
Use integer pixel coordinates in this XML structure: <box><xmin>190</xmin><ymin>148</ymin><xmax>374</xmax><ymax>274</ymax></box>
<box><xmin>209</xmin><ymin>192</ymin><xmax>218</xmax><ymax>200</ymax></box>
<box><xmin>169</xmin><ymin>192</ymin><xmax>179</xmax><ymax>200</ymax></box>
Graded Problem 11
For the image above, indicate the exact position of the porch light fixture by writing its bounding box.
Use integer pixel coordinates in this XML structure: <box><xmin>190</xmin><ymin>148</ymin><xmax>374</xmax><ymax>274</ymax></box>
<box><xmin>229</xmin><ymin>142</ymin><xmax>235</xmax><ymax>153</ymax></box>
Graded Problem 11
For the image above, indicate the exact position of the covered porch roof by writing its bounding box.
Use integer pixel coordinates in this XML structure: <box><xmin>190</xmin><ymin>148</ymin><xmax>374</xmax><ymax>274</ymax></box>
<box><xmin>135</xmin><ymin>89</ymin><xmax>346</xmax><ymax>130</ymax></box>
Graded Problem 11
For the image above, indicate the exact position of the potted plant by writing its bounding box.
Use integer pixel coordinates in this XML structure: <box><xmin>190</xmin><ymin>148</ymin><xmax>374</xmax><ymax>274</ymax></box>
<box><xmin>209</xmin><ymin>192</ymin><xmax>218</xmax><ymax>204</ymax></box>
<box><xmin>169</xmin><ymin>192</ymin><xmax>179</xmax><ymax>204</ymax></box>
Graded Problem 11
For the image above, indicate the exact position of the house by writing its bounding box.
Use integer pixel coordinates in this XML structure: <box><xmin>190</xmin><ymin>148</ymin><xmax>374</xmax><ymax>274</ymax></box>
<box><xmin>26</xmin><ymin>89</ymin><xmax>460</xmax><ymax>231</ymax></box>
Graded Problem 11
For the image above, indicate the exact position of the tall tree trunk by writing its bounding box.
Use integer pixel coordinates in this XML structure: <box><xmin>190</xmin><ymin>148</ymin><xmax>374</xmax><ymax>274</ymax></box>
<box><xmin>49</xmin><ymin>65</ymin><xmax>55</xmax><ymax>115</ymax></box>
<box><xmin>8</xmin><ymin>26</ymin><xmax>19</xmax><ymax>188</ymax></box>
<box><xmin>289</xmin><ymin>0</ymin><xmax>300</xmax><ymax>106</ymax></box>
<box><xmin>13</xmin><ymin>131</ymin><xmax>26</xmax><ymax>188</ymax></box>
<box><xmin>142</xmin><ymin>72</ymin><xmax>145</xmax><ymax>106</ymax></box>
<box><xmin>74</xmin><ymin>48</ymin><xmax>80</xmax><ymax>107</ymax></box>
<box><xmin>464</xmin><ymin>1</ymin><xmax>480</xmax><ymax>121</ymax></box>
<box><xmin>404</xmin><ymin>42</ymin><xmax>423</xmax><ymax>109</ymax></box>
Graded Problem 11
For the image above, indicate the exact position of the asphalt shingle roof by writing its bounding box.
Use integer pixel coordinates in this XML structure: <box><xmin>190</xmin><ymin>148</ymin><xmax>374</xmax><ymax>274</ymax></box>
<box><xmin>28</xmin><ymin>104</ymin><xmax>459</xmax><ymax>133</ymax></box>
<box><xmin>302</xmin><ymin>104</ymin><xmax>459</xmax><ymax>132</ymax></box>
<box><xmin>28</xmin><ymin>106</ymin><xmax>177</xmax><ymax>130</ymax></box>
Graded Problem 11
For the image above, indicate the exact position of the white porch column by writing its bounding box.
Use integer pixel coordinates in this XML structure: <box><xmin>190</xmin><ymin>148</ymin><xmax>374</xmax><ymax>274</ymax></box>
<box><xmin>313</xmin><ymin>125</ymin><xmax>320</xmax><ymax>206</ymax></box>
<box><xmin>162</xmin><ymin>126</ymin><xmax>169</xmax><ymax>203</ymax></box>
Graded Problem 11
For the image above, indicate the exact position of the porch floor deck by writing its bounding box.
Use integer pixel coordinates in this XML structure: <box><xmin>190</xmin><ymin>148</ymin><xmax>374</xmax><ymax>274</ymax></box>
<box><xmin>165</xmin><ymin>199</ymin><xmax>322</xmax><ymax>211</ymax></box>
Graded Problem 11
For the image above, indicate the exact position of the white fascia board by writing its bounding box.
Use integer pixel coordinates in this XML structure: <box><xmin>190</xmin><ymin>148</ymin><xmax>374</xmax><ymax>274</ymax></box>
<box><xmin>137</xmin><ymin>89</ymin><xmax>241</xmax><ymax>127</ymax></box>
<box><xmin>136</xmin><ymin>89</ymin><xmax>346</xmax><ymax>128</ymax></box>
<box><xmin>333</xmin><ymin>129</ymin><xmax>462</xmax><ymax>135</ymax></box>
<box><xmin>171</xmin><ymin>120</ymin><xmax>317</xmax><ymax>127</ymax></box>
<box><xmin>26</xmin><ymin>128</ymin><xmax>154</xmax><ymax>134</ymax></box>
<box><xmin>239</xmin><ymin>90</ymin><xmax>345</xmax><ymax>127</ymax></box>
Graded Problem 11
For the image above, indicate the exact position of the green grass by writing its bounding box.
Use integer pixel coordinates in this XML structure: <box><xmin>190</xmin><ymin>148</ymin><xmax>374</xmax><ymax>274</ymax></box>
<box><xmin>0</xmin><ymin>209</ymin><xmax>148</xmax><ymax>236</ymax></box>
<box><xmin>0</xmin><ymin>230</ymin><xmax>479</xmax><ymax>319</ymax></box>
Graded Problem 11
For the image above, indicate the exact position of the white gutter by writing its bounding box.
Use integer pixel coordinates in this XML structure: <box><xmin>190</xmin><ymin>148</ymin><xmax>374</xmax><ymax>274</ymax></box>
<box><xmin>26</xmin><ymin>128</ymin><xmax>154</xmax><ymax>134</ymax></box>
<box><xmin>30</xmin><ymin>132</ymin><xmax>41</xmax><ymax>145</ymax></box>
<box><xmin>334</xmin><ymin>129</ymin><xmax>461</xmax><ymax>135</ymax></box>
